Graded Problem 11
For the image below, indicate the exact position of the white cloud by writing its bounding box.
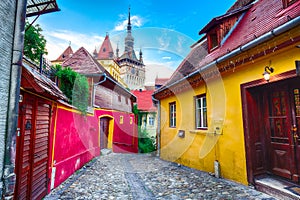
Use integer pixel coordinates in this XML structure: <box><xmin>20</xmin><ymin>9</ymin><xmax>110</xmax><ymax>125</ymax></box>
<box><xmin>114</xmin><ymin>15</ymin><xmax>143</xmax><ymax>31</ymax></box>
<box><xmin>43</xmin><ymin>29</ymin><xmax>104</xmax><ymax>60</ymax></box>
<box><xmin>162</xmin><ymin>56</ymin><xmax>171</xmax><ymax>60</ymax></box>
<box><xmin>145</xmin><ymin>63</ymin><xmax>174</xmax><ymax>84</ymax></box>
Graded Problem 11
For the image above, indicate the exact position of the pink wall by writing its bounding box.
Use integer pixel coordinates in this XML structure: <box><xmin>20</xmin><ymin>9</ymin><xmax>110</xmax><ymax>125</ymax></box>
<box><xmin>95</xmin><ymin>109</ymin><xmax>138</xmax><ymax>153</ymax></box>
<box><xmin>48</xmin><ymin>104</ymin><xmax>138</xmax><ymax>191</ymax></box>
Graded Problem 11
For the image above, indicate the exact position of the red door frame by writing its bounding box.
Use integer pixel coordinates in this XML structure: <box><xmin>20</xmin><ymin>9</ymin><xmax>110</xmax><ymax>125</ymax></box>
<box><xmin>241</xmin><ymin>70</ymin><xmax>297</xmax><ymax>184</ymax></box>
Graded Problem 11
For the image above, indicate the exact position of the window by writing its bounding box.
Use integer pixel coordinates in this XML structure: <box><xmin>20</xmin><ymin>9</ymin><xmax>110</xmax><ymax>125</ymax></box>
<box><xmin>169</xmin><ymin>102</ymin><xmax>176</xmax><ymax>127</ymax></box>
<box><xmin>120</xmin><ymin>116</ymin><xmax>124</xmax><ymax>124</ymax></box>
<box><xmin>130</xmin><ymin>117</ymin><xmax>133</xmax><ymax>124</ymax></box>
<box><xmin>195</xmin><ymin>95</ymin><xmax>207</xmax><ymax>129</ymax></box>
<box><xmin>149</xmin><ymin>116</ymin><xmax>154</xmax><ymax>126</ymax></box>
<box><xmin>118</xmin><ymin>95</ymin><xmax>121</xmax><ymax>102</ymax></box>
<box><xmin>209</xmin><ymin>32</ymin><xmax>219</xmax><ymax>51</ymax></box>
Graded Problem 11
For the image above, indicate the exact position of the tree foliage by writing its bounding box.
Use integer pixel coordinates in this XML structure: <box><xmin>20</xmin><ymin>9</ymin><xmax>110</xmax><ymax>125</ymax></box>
<box><xmin>55</xmin><ymin>65</ymin><xmax>89</xmax><ymax>114</ymax></box>
<box><xmin>24</xmin><ymin>21</ymin><xmax>47</xmax><ymax>63</ymax></box>
<box><xmin>138</xmin><ymin>128</ymin><xmax>156</xmax><ymax>153</ymax></box>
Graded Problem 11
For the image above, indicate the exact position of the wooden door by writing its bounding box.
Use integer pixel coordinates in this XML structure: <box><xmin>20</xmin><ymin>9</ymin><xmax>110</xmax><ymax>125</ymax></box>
<box><xmin>100</xmin><ymin>118</ymin><xmax>109</xmax><ymax>149</ymax></box>
<box><xmin>264</xmin><ymin>80</ymin><xmax>300</xmax><ymax>181</ymax></box>
<box><xmin>15</xmin><ymin>93</ymin><xmax>51</xmax><ymax>200</ymax></box>
<box><xmin>291</xmin><ymin>86</ymin><xmax>300</xmax><ymax>181</ymax></box>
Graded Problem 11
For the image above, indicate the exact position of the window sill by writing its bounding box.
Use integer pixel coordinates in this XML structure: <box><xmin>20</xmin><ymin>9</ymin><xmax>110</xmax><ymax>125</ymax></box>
<box><xmin>189</xmin><ymin>130</ymin><xmax>209</xmax><ymax>135</ymax></box>
<box><xmin>189</xmin><ymin>130</ymin><xmax>222</xmax><ymax>135</ymax></box>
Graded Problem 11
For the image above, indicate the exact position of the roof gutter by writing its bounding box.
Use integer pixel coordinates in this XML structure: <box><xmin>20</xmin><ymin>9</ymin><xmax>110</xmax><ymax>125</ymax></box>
<box><xmin>154</xmin><ymin>15</ymin><xmax>300</xmax><ymax>96</ymax></box>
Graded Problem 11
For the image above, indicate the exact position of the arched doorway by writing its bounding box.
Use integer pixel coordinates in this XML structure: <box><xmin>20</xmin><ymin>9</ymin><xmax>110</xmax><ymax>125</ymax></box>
<box><xmin>99</xmin><ymin>116</ymin><xmax>114</xmax><ymax>149</ymax></box>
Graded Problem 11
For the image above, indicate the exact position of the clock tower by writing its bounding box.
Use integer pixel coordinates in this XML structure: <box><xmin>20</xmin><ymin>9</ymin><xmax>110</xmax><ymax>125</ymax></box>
<box><xmin>117</xmin><ymin>7</ymin><xmax>145</xmax><ymax>90</ymax></box>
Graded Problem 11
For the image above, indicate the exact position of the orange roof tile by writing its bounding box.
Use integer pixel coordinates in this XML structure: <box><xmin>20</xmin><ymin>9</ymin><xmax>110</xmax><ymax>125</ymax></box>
<box><xmin>97</xmin><ymin>34</ymin><xmax>114</xmax><ymax>59</ymax></box>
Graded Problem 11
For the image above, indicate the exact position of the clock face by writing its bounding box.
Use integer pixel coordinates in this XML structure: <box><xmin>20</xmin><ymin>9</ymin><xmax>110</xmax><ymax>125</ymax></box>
<box><xmin>131</xmin><ymin>68</ymin><xmax>135</xmax><ymax>74</ymax></box>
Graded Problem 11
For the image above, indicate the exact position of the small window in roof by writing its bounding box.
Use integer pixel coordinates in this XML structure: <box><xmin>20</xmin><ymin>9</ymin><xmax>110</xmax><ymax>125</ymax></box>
<box><xmin>208</xmin><ymin>29</ymin><xmax>219</xmax><ymax>52</ymax></box>
<box><xmin>282</xmin><ymin>0</ymin><xmax>297</xmax><ymax>8</ymax></box>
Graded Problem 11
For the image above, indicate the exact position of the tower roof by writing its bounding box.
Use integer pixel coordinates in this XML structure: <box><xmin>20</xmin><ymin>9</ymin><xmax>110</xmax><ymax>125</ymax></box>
<box><xmin>62</xmin><ymin>47</ymin><xmax>108</xmax><ymax>75</ymax></box>
<box><xmin>127</xmin><ymin>6</ymin><xmax>132</xmax><ymax>31</ymax></box>
<box><xmin>53</xmin><ymin>45</ymin><xmax>73</xmax><ymax>62</ymax></box>
<box><xmin>97</xmin><ymin>34</ymin><xmax>114</xmax><ymax>59</ymax></box>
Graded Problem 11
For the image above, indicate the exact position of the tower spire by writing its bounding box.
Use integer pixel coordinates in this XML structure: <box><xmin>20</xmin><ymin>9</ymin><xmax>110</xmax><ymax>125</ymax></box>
<box><xmin>124</xmin><ymin>6</ymin><xmax>134</xmax><ymax>54</ymax></box>
<box><xmin>127</xmin><ymin>6</ymin><xmax>131</xmax><ymax>31</ymax></box>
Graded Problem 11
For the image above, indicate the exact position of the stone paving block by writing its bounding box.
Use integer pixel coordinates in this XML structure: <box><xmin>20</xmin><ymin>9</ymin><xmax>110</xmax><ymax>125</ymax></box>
<box><xmin>45</xmin><ymin>153</ymin><xmax>276</xmax><ymax>200</ymax></box>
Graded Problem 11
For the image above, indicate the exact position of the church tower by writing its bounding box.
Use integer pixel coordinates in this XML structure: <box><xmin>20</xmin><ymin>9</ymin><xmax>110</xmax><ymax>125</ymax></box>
<box><xmin>117</xmin><ymin>7</ymin><xmax>145</xmax><ymax>90</ymax></box>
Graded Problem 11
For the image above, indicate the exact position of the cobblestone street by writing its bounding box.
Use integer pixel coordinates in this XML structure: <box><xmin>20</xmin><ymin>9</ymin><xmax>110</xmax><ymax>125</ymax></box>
<box><xmin>45</xmin><ymin>153</ymin><xmax>275</xmax><ymax>200</ymax></box>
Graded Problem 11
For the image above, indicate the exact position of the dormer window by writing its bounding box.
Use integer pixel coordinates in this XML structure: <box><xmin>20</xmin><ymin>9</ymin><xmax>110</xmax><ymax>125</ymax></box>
<box><xmin>208</xmin><ymin>29</ymin><xmax>219</xmax><ymax>51</ymax></box>
<box><xmin>199</xmin><ymin>3</ymin><xmax>252</xmax><ymax>53</ymax></box>
<box><xmin>282</xmin><ymin>0</ymin><xmax>297</xmax><ymax>8</ymax></box>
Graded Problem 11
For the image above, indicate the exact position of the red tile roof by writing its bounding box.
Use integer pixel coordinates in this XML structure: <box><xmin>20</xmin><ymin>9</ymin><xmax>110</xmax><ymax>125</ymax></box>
<box><xmin>62</xmin><ymin>47</ymin><xmax>108</xmax><ymax>75</ymax></box>
<box><xmin>97</xmin><ymin>34</ymin><xmax>115</xmax><ymax>59</ymax></box>
<box><xmin>61</xmin><ymin>47</ymin><xmax>136</xmax><ymax>104</ymax></box>
<box><xmin>226</xmin><ymin>0</ymin><xmax>255</xmax><ymax>12</ymax></box>
<box><xmin>52</xmin><ymin>46</ymin><xmax>73</xmax><ymax>62</ymax></box>
<box><xmin>200</xmin><ymin>0</ymin><xmax>300</xmax><ymax>67</ymax></box>
<box><xmin>22</xmin><ymin>61</ymin><xmax>68</xmax><ymax>101</ymax></box>
<box><xmin>131</xmin><ymin>90</ymin><xmax>157</xmax><ymax>112</ymax></box>
<box><xmin>162</xmin><ymin>0</ymin><xmax>300</xmax><ymax>88</ymax></box>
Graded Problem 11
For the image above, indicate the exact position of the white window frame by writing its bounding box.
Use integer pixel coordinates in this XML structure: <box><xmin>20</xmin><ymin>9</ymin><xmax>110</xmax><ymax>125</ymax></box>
<box><xmin>195</xmin><ymin>95</ymin><xmax>207</xmax><ymax>129</ymax></box>
<box><xmin>149</xmin><ymin>116</ymin><xmax>154</xmax><ymax>126</ymax></box>
<box><xmin>169</xmin><ymin>102</ymin><xmax>176</xmax><ymax>127</ymax></box>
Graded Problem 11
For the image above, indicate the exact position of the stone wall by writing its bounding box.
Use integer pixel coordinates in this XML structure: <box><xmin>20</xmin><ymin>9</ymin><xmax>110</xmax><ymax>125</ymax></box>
<box><xmin>0</xmin><ymin>1</ymin><xmax>17</xmax><ymax>197</ymax></box>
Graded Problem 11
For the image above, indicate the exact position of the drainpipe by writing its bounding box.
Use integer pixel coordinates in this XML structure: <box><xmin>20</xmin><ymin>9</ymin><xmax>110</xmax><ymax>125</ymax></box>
<box><xmin>3</xmin><ymin>0</ymin><xmax>27</xmax><ymax>197</ymax></box>
<box><xmin>2</xmin><ymin>0</ymin><xmax>27</xmax><ymax>198</ymax></box>
<box><xmin>152</xmin><ymin>96</ymin><xmax>160</xmax><ymax>157</ymax></box>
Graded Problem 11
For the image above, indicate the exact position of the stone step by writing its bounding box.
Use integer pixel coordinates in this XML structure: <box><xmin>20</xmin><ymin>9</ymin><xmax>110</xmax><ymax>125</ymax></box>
<box><xmin>255</xmin><ymin>175</ymin><xmax>300</xmax><ymax>200</ymax></box>
<box><xmin>101</xmin><ymin>148</ymin><xmax>112</xmax><ymax>156</ymax></box>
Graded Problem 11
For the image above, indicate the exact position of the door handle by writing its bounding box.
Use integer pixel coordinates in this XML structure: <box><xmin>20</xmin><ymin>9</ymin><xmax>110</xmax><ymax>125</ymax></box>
<box><xmin>292</xmin><ymin>125</ymin><xmax>298</xmax><ymax>143</ymax></box>
<box><xmin>292</xmin><ymin>125</ymin><xmax>297</xmax><ymax>132</ymax></box>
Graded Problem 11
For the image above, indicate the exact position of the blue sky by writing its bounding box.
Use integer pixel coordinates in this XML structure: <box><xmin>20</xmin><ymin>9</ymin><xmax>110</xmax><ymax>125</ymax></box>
<box><xmin>35</xmin><ymin>0</ymin><xmax>236</xmax><ymax>82</ymax></box>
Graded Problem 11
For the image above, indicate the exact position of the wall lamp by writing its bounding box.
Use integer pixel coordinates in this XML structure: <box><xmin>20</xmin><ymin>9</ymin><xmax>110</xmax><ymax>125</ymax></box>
<box><xmin>262</xmin><ymin>66</ymin><xmax>274</xmax><ymax>81</ymax></box>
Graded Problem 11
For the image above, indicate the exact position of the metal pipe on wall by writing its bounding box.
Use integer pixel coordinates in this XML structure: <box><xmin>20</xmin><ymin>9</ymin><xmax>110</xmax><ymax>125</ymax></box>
<box><xmin>2</xmin><ymin>0</ymin><xmax>27</xmax><ymax>198</ymax></box>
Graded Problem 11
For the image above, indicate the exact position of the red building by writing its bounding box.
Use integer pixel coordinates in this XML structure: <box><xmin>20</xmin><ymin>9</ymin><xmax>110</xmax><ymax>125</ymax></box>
<box><xmin>15</xmin><ymin>46</ymin><xmax>138</xmax><ymax>199</ymax></box>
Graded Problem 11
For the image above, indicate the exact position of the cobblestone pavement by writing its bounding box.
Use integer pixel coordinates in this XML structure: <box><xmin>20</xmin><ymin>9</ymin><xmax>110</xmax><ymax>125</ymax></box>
<box><xmin>45</xmin><ymin>153</ymin><xmax>276</xmax><ymax>200</ymax></box>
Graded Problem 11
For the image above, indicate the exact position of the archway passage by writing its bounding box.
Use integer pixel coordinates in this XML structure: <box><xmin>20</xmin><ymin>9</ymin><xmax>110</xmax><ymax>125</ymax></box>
<box><xmin>242</xmin><ymin>73</ymin><xmax>300</xmax><ymax>184</ymax></box>
<box><xmin>100</xmin><ymin>117</ymin><xmax>113</xmax><ymax>149</ymax></box>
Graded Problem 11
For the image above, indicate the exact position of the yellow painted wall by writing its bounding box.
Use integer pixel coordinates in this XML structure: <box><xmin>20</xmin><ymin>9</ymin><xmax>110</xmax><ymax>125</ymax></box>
<box><xmin>159</xmin><ymin>28</ymin><xmax>300</xmax><ymax>185</ymax></box>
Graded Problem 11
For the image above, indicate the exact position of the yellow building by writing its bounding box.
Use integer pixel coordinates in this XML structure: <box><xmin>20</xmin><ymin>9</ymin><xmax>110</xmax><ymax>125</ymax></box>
<box><xmin>153</xmin><ymin>0</ymin><xmax>300</xmax><ymax>197</ymax></box>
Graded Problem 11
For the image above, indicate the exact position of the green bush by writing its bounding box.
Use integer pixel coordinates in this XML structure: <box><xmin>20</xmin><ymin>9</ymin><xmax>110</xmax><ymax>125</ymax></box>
<box><xmin>55</xmin><ymin>66</ymin><xmax>89</xmax><ymax>114</ymax></box>
<box><xmin>138</xmin><ymin>128</ymin><xmax>156</xmax><ymax>153</ymax></box>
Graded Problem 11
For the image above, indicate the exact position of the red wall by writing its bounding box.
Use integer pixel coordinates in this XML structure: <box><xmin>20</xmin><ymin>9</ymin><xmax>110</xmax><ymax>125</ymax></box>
<box><xmin>48</xmin><ymin>104</ymin><xmax>138</xmax><ymax>191</ymax></box>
